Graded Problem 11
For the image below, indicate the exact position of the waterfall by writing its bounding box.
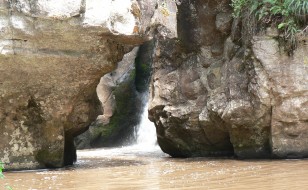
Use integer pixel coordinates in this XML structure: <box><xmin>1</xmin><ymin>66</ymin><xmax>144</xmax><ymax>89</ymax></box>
<box><xmin>134</xmin><ymin>103</ymin><xmax>157</xmax><ymax>150</ymax></box>
<box><xmin>77</xmin><ymin>97</ymin><xmax>163</xmax><ymax>159</ymax></box>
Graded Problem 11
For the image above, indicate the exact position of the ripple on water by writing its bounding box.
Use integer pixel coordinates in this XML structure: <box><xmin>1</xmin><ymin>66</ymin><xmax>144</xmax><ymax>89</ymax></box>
<box><xmin>2</xmin><ymin>147</ymin><xmax>308</xmax><ymax>190</ymax></box>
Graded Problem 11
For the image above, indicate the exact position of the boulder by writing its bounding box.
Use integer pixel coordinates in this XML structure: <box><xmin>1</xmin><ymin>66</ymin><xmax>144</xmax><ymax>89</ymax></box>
<box><xmin>0</xmin><ymin>0</ymin><xmax>157</xmax><ymax>170</ymax></box>
<box><xmin>149</xmin><ymin>0</ymin><xmax>308</xmax><ymax>159</ymax></box>
<box><xmin>149</xmin><ymin>0</ymin><xmax>235</xmax><ymax>157</ymax></box>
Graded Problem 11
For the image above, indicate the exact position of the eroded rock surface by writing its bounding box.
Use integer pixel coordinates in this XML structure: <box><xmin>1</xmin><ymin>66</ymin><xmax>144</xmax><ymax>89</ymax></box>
<box><xmin>0</xmin><ymin>0</ymin><xmax>161</xmax><ymax>170</ymax></box>
<box><xmin>252</xmin><ymin>36</ymin><xmax>308</xmax><ymax>158</ymax></box>
<box><xmin>150</xmin><ymin>0</ymin><xmax>235</xmax><ymax>157</ymax></box>
<box><xmin>75</xmin><ymin>47</ymin><xmax>142</xmax><ymax>148</ymax></box>
<box><xmin>2</xmin><ymin>0</ymin><xmax>307</xmax><ymax>170</ymax></box>
<box><xmin>75</xmin><ymin>39</ymin><xmax>155</xmax><ymax>148</ymax></box>
<box><xmin>149</xmin><ymin>0</ymin><xmax>308</xmax><ymax>158</ymax></box>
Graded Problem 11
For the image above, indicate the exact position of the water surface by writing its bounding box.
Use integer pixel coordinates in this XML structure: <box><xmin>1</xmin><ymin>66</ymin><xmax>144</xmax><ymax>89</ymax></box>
<box><xmin>2</xmin><ymin>146</ymin><xmax>308</xmax><ymax>190</ymax></box>
<box><xmin>3</xmin><ymin>105</ymin><xmax>308</xmax><ymax>189</ymax></box>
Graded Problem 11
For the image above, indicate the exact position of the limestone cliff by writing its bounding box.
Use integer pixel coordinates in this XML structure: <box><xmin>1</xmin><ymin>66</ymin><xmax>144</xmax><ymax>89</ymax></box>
<box><xmin>0</xmin><ymin>0</ymin><xmax>158</xmax><ymax>170</ymax></box>
<box><xmin>1</xmin><ymin>0</ymin><xmax>307</xmax><ymax>171</ymax></box>
<box><xmin>73</xmin><ymin>0</ymin><xmax>176</xmax><ymax>149</ymax></box>
<box><xmin>149</xmin><ymin>0</ymin><xmax>308</xmax><ymax>159</ymax></box>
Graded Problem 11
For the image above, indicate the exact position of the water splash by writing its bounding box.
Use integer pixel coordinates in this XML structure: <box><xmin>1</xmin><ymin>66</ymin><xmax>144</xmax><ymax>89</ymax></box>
<box><xmin>78</xmin><ymin>104</ymin><xmax>163</xmax><ymax>159</ymax></box>
<box><xmin>78</xmin><ymin>93</ymin><xmax>163</xmax><ymax>159</ymax></box>
<box><xmin>134</xmin><ymin>103</ymin><xmax>158</xmax><ymax>151</ymax></box>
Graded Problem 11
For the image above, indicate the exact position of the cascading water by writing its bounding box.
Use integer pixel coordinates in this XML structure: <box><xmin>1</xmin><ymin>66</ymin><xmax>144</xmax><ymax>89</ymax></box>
<box><xmin>133</xmin><ymin>103</ymin><xmax>158</xmax><ymax>151</ymax></box>
<box><xmin>78</xmin><ymin>94</ymin><xmax>163</xmax><ymax>158</ymax></box>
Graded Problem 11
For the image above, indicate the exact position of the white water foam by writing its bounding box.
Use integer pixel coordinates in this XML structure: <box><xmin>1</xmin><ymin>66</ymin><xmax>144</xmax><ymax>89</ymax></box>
<box><xmin>78</xmin><ymin>101</ymin><xmax>164</xmax><ymax>159</ymax></box>
<box><xmin>134</xmin><ymin>103</ymin><xmax>158</xmax><ymax>150</ymax></box>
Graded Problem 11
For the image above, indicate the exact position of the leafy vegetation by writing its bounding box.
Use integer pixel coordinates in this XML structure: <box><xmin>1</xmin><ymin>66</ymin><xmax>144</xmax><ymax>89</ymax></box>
<box><xmin>0</xmin><ymin>162</ymin><xmax>13</xmax><ymax>190</ymax></box>
<box><xmin>0</xmin><ymin>162</ymin><xmax>4</xmax><ymax>179</ymax></box>
<box><xmin>231</xmin><ymin>0</ymin><xmax>308</xmax><ymax>50</ymax></box>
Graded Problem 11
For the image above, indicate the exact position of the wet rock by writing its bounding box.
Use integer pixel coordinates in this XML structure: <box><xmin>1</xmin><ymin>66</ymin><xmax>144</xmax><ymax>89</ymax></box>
<box><xmin>75</xmin><ymin>44</ymin><xmax>154</xmax><ymax>148</ymax></box>
<box><xmin>74</xmin><ymin>48</ymin><xmax>139</xmax><ymax>149</ymax></box>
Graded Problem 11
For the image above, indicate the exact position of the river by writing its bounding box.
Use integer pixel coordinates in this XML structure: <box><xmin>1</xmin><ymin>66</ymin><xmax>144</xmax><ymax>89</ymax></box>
<box><xmin>2</xmin><ymin>106</ymin><xmax>308</xmax><ymax>190</ymax></box>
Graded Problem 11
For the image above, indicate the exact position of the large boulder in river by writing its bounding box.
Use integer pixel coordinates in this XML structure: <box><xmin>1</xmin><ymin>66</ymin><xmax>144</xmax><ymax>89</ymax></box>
<box><xmin>149</xmin><ymin>0</ymin><xmax>308</xmax><ymax>158</ymax></box>
<box><xmin>0</xmin><ymin>0</ymin><xmax>161</xmax><ymax>170</ymax></box>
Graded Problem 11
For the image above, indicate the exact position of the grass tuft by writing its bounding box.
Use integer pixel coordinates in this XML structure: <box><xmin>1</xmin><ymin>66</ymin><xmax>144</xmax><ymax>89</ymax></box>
<box><xmin>231</xmin><ymin>0</ymin><xmax>308</xmax><ymax>52</ymax></box>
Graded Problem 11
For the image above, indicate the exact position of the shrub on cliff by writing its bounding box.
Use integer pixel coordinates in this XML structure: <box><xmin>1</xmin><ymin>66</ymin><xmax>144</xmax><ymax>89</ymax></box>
<box><xmin>231</xmin><ymin>0</ymin><xmax>308</xmax><ymax>50</ymax></box>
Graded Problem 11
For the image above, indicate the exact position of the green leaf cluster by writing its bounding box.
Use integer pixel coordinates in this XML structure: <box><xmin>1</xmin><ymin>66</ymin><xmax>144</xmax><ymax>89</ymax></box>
<box><xmin>231</xmin><ymin>0</ymin><xmax>249</xmax><ymax>17</ymax></box>
<box><xmin>0</xmin><ymin>162</ymin><xmax>4</xmax><ymax>179</ymax></box>
<box><xmin>0</xmin><ymin>162</ymin><xmax>13</xmax><ymax>190</ymax></box>
<box><xmin>231</xmin><ymin>0</ymin><xmax>308</xmax><ymax>50</ymax></box>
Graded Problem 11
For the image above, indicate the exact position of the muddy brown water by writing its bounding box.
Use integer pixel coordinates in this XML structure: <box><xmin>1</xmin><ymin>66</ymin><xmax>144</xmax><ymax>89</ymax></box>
<box><xmin>2</xmin><ymin>146</ymin><xmax>308</xmax><ymax>190</ymax></box>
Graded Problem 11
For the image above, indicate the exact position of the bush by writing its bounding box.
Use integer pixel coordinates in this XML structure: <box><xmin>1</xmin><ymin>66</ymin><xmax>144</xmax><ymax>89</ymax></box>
<box><xmin>0</xmin><ymin>162</ymin><xmax>13</xmax><ymax>190</ymax></box>
<box><xmin>231</xmin><ymin>0</ymin><xmax>308</xmax><ymax>50</ymax></box>
<box><xmin>0</xmin><ymin>162</ymin><xmax>4</xmax><ymax>179</ymax></box>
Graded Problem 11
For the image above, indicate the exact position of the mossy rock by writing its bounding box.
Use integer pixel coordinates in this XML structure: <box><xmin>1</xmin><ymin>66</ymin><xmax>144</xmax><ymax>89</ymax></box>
<box><xmin>36</xmin><ymin>149</ymin><xmax>63</xmax><ymax>168</ymax></box>
<box><xmin>135</xmin><ymin>40</ymin><xmax>154</xmax><ymax>92</ymax></box>
<box><xmin>91</xmin><ymin>70</ymin><xmax>143</xmax><ymax>147</ymax></box>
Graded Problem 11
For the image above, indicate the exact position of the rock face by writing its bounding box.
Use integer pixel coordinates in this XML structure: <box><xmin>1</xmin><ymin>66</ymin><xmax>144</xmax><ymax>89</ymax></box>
<box><xmin>0</xmin><ymin>0</ymin><xmax>158</xmax><ymax>170</ymax></box>
<box><xmin>75</xmin><ymin>0</ymin><xmax>177</xmax><ymax>149</ymax></box>
<box><xmin>2</xmin><ymin>0</ymin><xmax>306</xmax><ymax>171</ymax></box>
<box><xmin>75</xmin><ymin>47</ymin><xmax>141</xmax><ymax>148</ymax></box>
<box><xmin>75</xmin><ymin>40</ymin><xmax>155</xmax><ymax>149</ymax></box>
<box><xmin>149</xmin><ymin>0</ymin><xmax>308</xmax><ymax>158</ymax></box>
<box><xmin>252</xmin><ymin>36</ymin><xmax>308</xmax><ymax>158</ymax></box>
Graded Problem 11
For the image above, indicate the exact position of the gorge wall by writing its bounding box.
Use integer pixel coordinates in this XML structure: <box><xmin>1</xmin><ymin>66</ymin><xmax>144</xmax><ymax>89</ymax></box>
<box><xmin>0</xmin><ymin>0</ymin><xmax>159</xmax><ymax>170</ymax></box>
<box><xmin>149</xmin><ymin>0</ymin><xmax>308</xmax><ymax>159</ymax></box>
<box><xmin>1</xmin><ymin>0</ymin><xmax>307</xmax><ymax>171</ymax></box>
<box><xmin>74</xmin><ymin>0</ymin><xmax>176</xmax><ymax>149</ymax></box>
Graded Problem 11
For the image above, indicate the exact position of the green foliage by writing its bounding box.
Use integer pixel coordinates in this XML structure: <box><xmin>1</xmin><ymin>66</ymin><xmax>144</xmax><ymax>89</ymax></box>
<box><xmin>0</xmin><ymin>162</ymin><xmax>13</xmax><ymax>190</ymax></box>
<box><xmin>231</xmin><ymin>0</ymin><xmax>308</xmax><ymax>50</ymax></box>
<box><xmin>231</xmin><ymin>0</ymin><xmax>249</xmax><ymax>17</ymax></box>
<box><xmin>0</xmin><ymin>162</ymin><xmax>4</xmax><ymax>179</ymax></box>
<box><xmin>286</xmin><ymin>0</ymin><xmax>308</xmax><ymax>16</ymax></box>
